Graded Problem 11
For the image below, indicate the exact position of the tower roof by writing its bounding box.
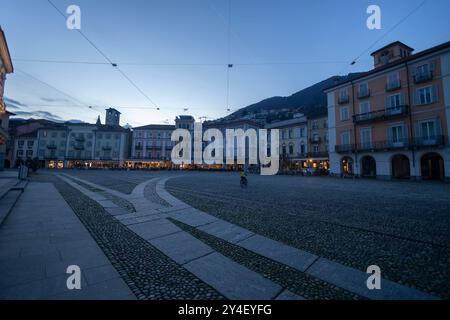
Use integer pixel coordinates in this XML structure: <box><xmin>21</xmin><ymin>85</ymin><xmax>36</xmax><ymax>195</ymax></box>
<box><xmin>370</xmin><ymin>41</ymin><xmax>414</xmax><ymax>56</ymax></box>
<box><xmin>106</xmin><ymin>107</ymin><xmax>121</xmax><ymax>114</ymax></box>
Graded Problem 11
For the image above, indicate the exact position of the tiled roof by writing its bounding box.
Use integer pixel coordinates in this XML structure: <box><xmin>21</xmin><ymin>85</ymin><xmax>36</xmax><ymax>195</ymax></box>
<box><xmin>133</xmin><ymin>124</ymin><xmax>175</xmax><ymax>130</ymax></box>
<box><xmin>265</xmin><ymin>117</ymin><xmax>307</xmax><ymax>129</ymax></box>
<box><xmin>96</xmin><ymin>125</ymin><xmax>129</xmax><ymax>132</ymax></box>
<box><xmin>39</xmin><ymin>124</ymin><xmax>68</xmax><ymax>130</ymax></box>
<box><xmin>203</xmin><ymin>118</ymin><xmax>264</xmax><ymax>128</ymax></box>
<box><xmin>16</xmin><ymin>130</ymin><xmax>38</xmax><ymax>138</ymax></box>
<box><xmin>324</xmin><ymin>41</ymin><xmax>450</xmax><ymax>91</ymax></box>
<box><xmin>370</xmin><ymin>41</ymin><xmax>414</xmax><ymax>56</ymax></box>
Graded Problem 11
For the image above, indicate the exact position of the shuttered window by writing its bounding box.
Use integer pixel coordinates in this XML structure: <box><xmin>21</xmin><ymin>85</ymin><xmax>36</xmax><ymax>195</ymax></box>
<box><xmin>415</xmin><ymin>86</ymin><xmax>438</xmax><ymax>105</ymax></box>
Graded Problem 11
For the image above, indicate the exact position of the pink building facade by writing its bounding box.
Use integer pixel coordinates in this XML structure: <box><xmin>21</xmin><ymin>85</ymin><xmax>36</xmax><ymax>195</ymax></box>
<box><xmin>326</xmin><ymin>41</ymin><xmax>450</xmax><ymax>181</ymax></box>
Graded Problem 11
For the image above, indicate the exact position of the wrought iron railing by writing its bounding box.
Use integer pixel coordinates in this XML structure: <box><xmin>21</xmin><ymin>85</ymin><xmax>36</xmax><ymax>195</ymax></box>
<box><xmin>353</xmin><ymin>105</ymin><xmax>409</xmax><ymax>124</ymax></box>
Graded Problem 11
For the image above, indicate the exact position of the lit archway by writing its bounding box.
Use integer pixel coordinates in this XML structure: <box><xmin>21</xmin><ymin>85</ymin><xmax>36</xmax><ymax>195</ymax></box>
<box><xmin>341</xmin><ymin>157</ymin><xmax>354</xmax><ymax>175</ymax></box>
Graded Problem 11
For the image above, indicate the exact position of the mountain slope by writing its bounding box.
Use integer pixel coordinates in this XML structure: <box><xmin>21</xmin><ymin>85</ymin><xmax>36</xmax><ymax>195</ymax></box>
<box><xmin>229</xmin><ymin>73</ymin><xmax>365</xmax><ymax>120</ymax></box>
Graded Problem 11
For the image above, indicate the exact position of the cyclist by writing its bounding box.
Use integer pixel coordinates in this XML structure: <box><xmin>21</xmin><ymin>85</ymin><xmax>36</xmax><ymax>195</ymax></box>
<box><xmin>240</xmin><ymin>169</ymin><xmax>248</xmax><ymax>187</ymax></box>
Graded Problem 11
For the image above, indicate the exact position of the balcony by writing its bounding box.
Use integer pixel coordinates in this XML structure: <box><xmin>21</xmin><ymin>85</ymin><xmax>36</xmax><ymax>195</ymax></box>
<box><xmin>307</xmin><ymin>151</ymin><xmax>329</xmax><ymax>158</ymax></box>
<box><xmin>102</xmin><ymin>146</ymin><xmax>112</xmax><ymax>151</ymax></box>
<box><xmin>146</xmin><ymin>145</ymin><xmax>162</xmax><ymax>150</ymax></box>
<box><xmin>356</xmin><ymin>139</ymin><xmax>411</xmax><ymax>152</ymax></box>
<box><xmin>44</xmin><ymin>154</ymin><xmax>58</xmax><ymax>160</ymax></box>
<box><xmin>353</xmin><ymin>105</ymin><xmax>409</xmax><ymax>124</ymax></box>
<box><xmin>309</xmin><ymin>137</ymin><xmax>322</xmax><ymax>144</ymax></box>
<box><xmin>135</xmin><ymin>145</ymin><xmax>143</xmax><ymax>150</ymax></box>
<box><xmin>414</xmin><ymin>135</ymin><xmax>445</xmax><ymax>148</ymax></box>
<box><xmin>358</xmin><ymin>89</ymin><xmax>371</xmax><ymax>99</ymax></box>
<box><xmin>66</xmin><ymin>156</ymin><xmax>91</xmax><ymax>160</ymax></box>
<box><xmin>46</xmin><ymin>144</ymin><xmax>57</xmax><ymax>150</ymax></box>
<box><xmin>336</xmin><ymin>136</ymin><xmax>445</xmax><ymax>154</ymax></box>
<box><xmin>336</xmin><ymin>140</ymin><xmax>410</xmax><ymax>154</ymax></box>
<box><xmin>335</xmin><ymin>144</ymin><xmax>355</xmax><ymax>154</ymax></box>
<box><xmin>414</xmin><ymin>71</ymin><xmax>433</xmax><ymax>84</ymax></box>
<box><xmin>281</xmin><ymin>153</ymin><xmax>305</xmax><ymax>160</ymax></box>
<box><xmin>74</xmin><ymin>145</ymin><xmax>85</xmax><ymax>151</ymax></box>
<box><xmin>75</xmin><ymin>136</ymin><xmax>85</xmax><ymax>142</ymax></box>
<box><xmin>338</xmin><ymin>96</ymin><xmax>350</xmax><ymax>104</ymax></box>
<box><xmin>132</xmin><ymin>156</ymin><xmax>164</xmax><ymax>161</ymax></box>
<box><xmin>386</xmin><ymin>80</ymin><xmax>402</xmax><ymax>92</ymax></box>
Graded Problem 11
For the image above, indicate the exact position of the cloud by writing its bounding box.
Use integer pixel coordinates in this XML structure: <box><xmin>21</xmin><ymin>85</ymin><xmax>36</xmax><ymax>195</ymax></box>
<box><xmin>40</xmin><ymin>97</ymin><xmax>70</xmax><ymax>103</ymax></box>
<box><xmin>66</xmin><ymin>119</ymin><xmax>87</xmax><ymax>124</ymax></box>
<box><xmin>5</xmin><ymin>96</ymin><xmax>86</xmax><ymax>124</ymax></box>
<box><xmin>4</xmin><ymin>97</ymin><xmax>28</xmax><ymax>110</ymax></box>
<box><xmin>12</xmin><ymin>110</ymin><xmax>65</xmax><ymax>122</ymax></box>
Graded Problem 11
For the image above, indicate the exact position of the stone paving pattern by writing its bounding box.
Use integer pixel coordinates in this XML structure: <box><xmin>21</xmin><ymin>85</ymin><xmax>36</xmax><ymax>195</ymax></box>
<box><xmin>0</xmin><ymin>182</ymin><xmax>135</xmax><ymax>300</ymax></box>
<box><xmin>3</xmin><ymin>169</ymin><xmax>447</xmax><ymax>300</ymax></box>
<box><xmin>169</xmin><ymin>218</ymin><xmax>361</xmax><ymax>300</ymax></box>
<box><xmin>57</xmin><ymin>172</ymin><xmax>293</xmax><ymax>300</ymax></box>
<box><xmin>165</xmin><ymin>172</ymin><xmax>450</xmax><ymax>298</ymax></box>
<box><xmin>59</xmin><ymin>170</ymin><xmax>443</xmax><ymax>299</ymax></box>
<box><xmin>30</xmin><ymin>174</ymin><xmax>225</xmax><ymax>300</ymax></box>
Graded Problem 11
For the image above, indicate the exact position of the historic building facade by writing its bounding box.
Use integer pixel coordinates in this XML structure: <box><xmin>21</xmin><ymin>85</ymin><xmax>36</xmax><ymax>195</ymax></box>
<box><xmin>326</xmin><ymin>41</ymin><xmax>450</xmax><ymax>181</ymax></box>
<box><xmin>203</xmin><ymin>118</ymin><xmax>264</xmax><ymax>171</ymax></box>
<box><xmin>128</xmin><ymin>124</ymin><xmax>175</xmax><ymax>169</ymax></box>
<box><xmin>37</xmin><ymin>124</ymin><xmax>69</xmax><ymax>169</ymax></box>
<box><xmin>0</xmin><ymin>27</ymin><xmax>14</xmax><ymax>170</ymax></box>
<box><xmin>306</xmin><ymin>114</ymin><xmax>329</xmax><ymax>173</ymax></box>
<box><xmin>12</xmin><ymin>130</ymin><xmax>38</xmax><ymax>167</ymax></box>
<box><xmin>266</xmin><ymin>115</ymin><xmax>308</xmax><ymax>172</ymax></box>
<box><xmin>35</xmin><ymin>108</ymin><xmax>130</xmax><ymax>169</ymax></box>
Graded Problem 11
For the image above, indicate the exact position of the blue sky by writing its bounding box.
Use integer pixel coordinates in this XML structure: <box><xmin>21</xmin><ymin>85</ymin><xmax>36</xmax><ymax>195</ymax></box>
<box><xmin>1</xmin><ymin>0</ymin><xmax>449</xmax><ymax>126</ymax></box>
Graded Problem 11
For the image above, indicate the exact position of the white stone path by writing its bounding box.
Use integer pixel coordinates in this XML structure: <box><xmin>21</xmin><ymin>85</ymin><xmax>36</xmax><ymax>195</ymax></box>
<box><xmin>0</xmin><ymin>182</ymin><xmax>135</xmax><ymax>300</ymax></box>
<box><xmin>57</xmin><ymin>173</ymin><xmax>439</xmax><ymax>301</ymax></box>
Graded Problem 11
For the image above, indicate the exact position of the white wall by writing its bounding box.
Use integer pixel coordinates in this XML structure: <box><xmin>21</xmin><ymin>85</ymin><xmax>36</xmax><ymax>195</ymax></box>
<box><xmin>441</xmin><ymin>52</ymin><xmax>450</xmax><ymax>180</ymax></box>
<box><xmin>327</xmin><ymin>91</ymin><xmax>339</xmax><ymax>174</ymax></box>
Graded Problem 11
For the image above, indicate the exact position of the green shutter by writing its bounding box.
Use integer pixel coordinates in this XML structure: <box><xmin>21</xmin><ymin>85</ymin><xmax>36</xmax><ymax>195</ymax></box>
<box><xmin>387</xmin><ymin>127</ymin><xmax>393</xmax><ymax>142</ymax></box>
<box><xmin>414</xmin><ymin>122</ymin><xmax>421</xmax><ymax>139</ymax></box>
<box><xmin>430</xmin><ymin>61</ymin><xmax>436</xmax><ymax>72</ymax></box>
<box><xmin>435</xmin><ymin>118</ymin><xmax>442</xmax><ymax>135</ymax></box>
<box><xmin>400</xmin><ymin>93</ymin><xmax>405</xmax><ymax>105</ymax></box>
<box><xmin>432</xmin><ymin>85</ymin><xmax>438</xmax><ymax>103</ymax></box>
<box><xmin>414</xmin><ymin>90</ymin><xmax>420</xmax><ymax>106</ymax></box>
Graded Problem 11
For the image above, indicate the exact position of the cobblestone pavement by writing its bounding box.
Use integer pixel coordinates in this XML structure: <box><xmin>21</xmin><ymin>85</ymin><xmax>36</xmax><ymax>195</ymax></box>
<box><xmin>144</xmin><ymin>180</ymin><xmax>171</xmax><ymax>207</ymax></box>
<box><xmin>165</xmin><ymin>172</ymin><xmax>450</xmax><ymax>299</ymax></box>
<box><xmin>169</xmin><ymin>218</ymin><xmax>361</xmax><ymax>300</ymax></box>
<box><xmin>31</xmin><ymin>173</ymin><xmax>224</xmax><ymax>300</ymax></box>
<box><xmin>63</xmin><ymin>175</ymin><xmax>136</xmax><ymax>213</ymax></box>
<box><xmin>49</xmin><ymin>170</ymin><xmax>450</xmax><ymax>299</ymax></box>
<box><xmin>59</xmin><ymin>170</ymin><xmax>175</xmax><ymax>194</ymax></box>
